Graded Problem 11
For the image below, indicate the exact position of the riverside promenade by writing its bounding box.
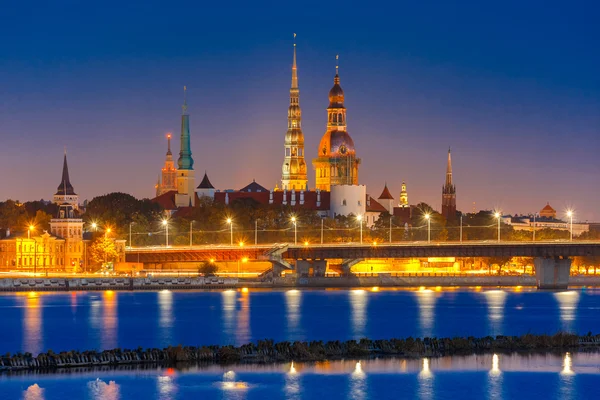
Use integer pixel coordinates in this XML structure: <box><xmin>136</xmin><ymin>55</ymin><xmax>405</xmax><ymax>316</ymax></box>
<box><xmin>1</xmin><ymin>274</ymin><xmax>600</xmax><ymax>291</ymax></box>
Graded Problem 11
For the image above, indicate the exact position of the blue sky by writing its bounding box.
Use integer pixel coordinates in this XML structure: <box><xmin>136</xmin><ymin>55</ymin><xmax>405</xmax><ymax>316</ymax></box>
<box><xmin>1</xmin><ymin>0</ymin><xmax>598</xmax><ymax>220</ymax></box>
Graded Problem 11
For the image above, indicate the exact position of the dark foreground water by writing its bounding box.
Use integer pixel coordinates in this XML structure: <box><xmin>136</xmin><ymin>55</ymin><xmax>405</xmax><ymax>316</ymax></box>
<box><xmin>1</xmin><ymin>288</ymin><xmax>599</xmax><ymax>399</ymax></box>
<box><xmin>2</xmin><ymin>352</ymin><xmax>600</xmax><ymax>399</ymax></box>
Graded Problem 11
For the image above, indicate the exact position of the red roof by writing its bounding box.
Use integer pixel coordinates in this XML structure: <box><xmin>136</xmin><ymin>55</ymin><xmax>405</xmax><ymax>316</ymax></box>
<box><xmin>151</xmin><ymin>190</ymin><xmax>178</xmax><ymax>210</ymax></box>
<box><xmin>378</xmin><ymin>184</ymin><xmax>394</xmax><ymax>200</ymax></box>
<box><xmin>541</xmin><ymin>203</ymin><xmax>555</xmax><ymax>212</ymax></box>
<box><xmin>366</xmin><ymin>195</ymin><xmax>388</xmax><ymax>212</ymax></box>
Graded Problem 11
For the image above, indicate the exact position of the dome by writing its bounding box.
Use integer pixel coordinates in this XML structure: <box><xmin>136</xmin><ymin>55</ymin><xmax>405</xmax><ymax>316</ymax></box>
<box><xmin>328</xmin><ymin>74</ymin><xmax>345</xmax><ymax>108</ymax></box>
<box><xmin>318</xmin><ymin>130</ymin><xmax>355</xmax><ymax>157</ymax></box>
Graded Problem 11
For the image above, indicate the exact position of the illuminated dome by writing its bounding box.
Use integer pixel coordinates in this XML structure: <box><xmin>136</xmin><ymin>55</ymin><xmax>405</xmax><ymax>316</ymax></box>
<box><xmin>318</xmin><ymin>130</ymin><xmax>355</xmax><ymax>157</ymax></box>
<box><xmin>328</xmin><ymin>74</ymin><xmax>345</xmax><ymax>108</ymax></box>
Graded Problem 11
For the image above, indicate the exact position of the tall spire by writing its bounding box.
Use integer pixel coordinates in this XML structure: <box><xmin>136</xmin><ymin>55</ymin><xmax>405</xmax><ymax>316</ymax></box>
<box><xmin>291</xmin><ymin>33</ymin><xmax>298</xmax><ymax>89</ymax></box>
<box><xmin>55</xmin><ymin>150</ymin><xmax>76</xmax><ymax>196</ymax></box>
<box><xmin>178</xmin><ymin>86</ymin><xmax>194</xmax><ymax>170</ymax></box>
<box><xmin>446</xmin><ymin>147</ymin><xmax>452</xmax><ymax>186</ymax></box>
<box><xmin>166</xmin><ymin>133</ymin><xmax>172</xmax><ymax>156</ymax></box>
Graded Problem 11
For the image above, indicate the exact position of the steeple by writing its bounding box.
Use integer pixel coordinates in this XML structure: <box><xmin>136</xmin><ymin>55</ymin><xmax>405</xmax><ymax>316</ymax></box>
<box><xmin>55</xmin><ymin>149</ymin><xmax>76</xmax><ymax>196</ymax></box>
<box><xmin>399</xmin><ymin>181</ymin><xmax>408</xmax><ymax>208</ymax></box>
<box><xmin>281</xmin><ymin>34</ymin><xmax>307</xmax><ymax>191</ymax></box>
<box><xmin>166</xmin><ymin>133</ymin><xmax>172</xmax><ymax>156</ymax></box>
<box><xmin>156</xmin><ymin>133</ymin><xmax>177</xmax><ymax>196</ymax></box>
<box><xmin>178</xmin><ymin>86</ymin><xmax>194</xmax><ymax>170</ymax></box>
<box><xmin>442</xmin><ymin>148</ymin><xmax>456</xmax><ymax>219</ymax></box>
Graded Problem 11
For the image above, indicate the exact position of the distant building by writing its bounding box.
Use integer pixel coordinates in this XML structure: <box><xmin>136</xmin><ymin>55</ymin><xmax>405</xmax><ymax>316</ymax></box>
<box><xmin>398</xmin><ymin>181</ymin><xmax>408</xmax><ymax>208</ymax></box>
<box><xmin>313</xmin><ymin>61</ymin><xmax>360</xmax><ymax>191</ymax></box>
<box><xmin>155</xmin><ymin>133</ymin><xmax>177</xmax><ymax>196</ymax></box>
<box><xmin>506</xmin><ymin>203</ymin><xmax>589</xmax><ymax>237</ymax></box>
<box><xmin>539</xmin><ymin>202</ymin><xmax>557</xmax><ymax>219</ymax></box>
<box><xmin>441</xmin><ymin>148</ymin><xmax>456</xmax><ymax>219</ymax></box>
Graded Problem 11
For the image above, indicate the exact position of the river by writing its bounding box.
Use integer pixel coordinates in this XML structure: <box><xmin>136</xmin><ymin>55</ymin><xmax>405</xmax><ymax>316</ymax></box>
<box><xmin>1</xmin><ymin>288</ymin><xmax>599</xmax><ymax>399</ymax></box>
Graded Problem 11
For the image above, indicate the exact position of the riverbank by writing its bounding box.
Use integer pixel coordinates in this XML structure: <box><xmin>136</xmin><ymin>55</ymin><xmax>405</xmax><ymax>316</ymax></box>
<box><xmin>1</xmin><ymin>333</ymin><xmax>599</xmax><ymax>372</ymax></box>
<box><xmin>1</xmin><ymin>275</ymin><xmax>600</xmax><ymax>291</ymax></box>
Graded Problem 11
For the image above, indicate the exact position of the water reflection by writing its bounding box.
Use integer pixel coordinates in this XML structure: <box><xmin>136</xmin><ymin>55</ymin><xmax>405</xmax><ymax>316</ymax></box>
<box><xmin>416</xmin><ymin>290</ymin><xmax>436</xmax><ymax>338</ymax></box>
<box><xmin>285</xmin><ymin>362</ymin><xmax>300</xmax><ymax>400</ymax></box>
<box><xmin>237</xmin><ymin>290</ymin><xmax>251</xmax><ymax>345</ymax></box>
<box><xmin>102</xmin><ymin>291</ymin><xmax>118</xmax><ymax>350</ymax></box>
<box><xmin>554</xmin><ymin>291</ymin><xmax>580</xmax><ymax>332</ymax></box>
<box><xmin>285</xmin><ymin>290</ymin><xmax>302</xmax><ymax>338</ymax></box>
<box><xmin>219</xmin><ymin>370</ymin><xmax>249</xmax><ymax>399</ymax></box>
<box><xmin>488</xmin><ymin>354</ymin><xmax>502</xmax><ymax>400</ymax></box>
<box><xmin>418</xmin><ymin>358</ymin><xmax>433</xmax><ymax>400</ymax></box>
<box><xmin>87</xmin><ymin>378</ymin><xmax>120</xmax><ymax>400</ymax></box>
<box><xmin>23</xmin><ymin>293</ymin><xmax>42</xmax><ymax>356</ymax></box>
<box><xmin>349</xmin><ymin>361</ymin><xmax>366</xmax><ymax>400</ymax></box>
<box><xmin>157</xmin><ymin>374</ymin><xmax>177</xmax><ymax>400</ymax></box>
<box><xmin>222</xmin><ymin>290</ymin><xmax>236</xmax><ymax>342</ymax></box>
<box><xmin>22</xmin><ymin>383</ymin><xmax>44</xmax><ymax>400</ymax></box>
<box><xmin>350</xmin><ymin>290</ymin><xmax>368</xmax><ymax>338</ymax></box>
<box><xmin>158</xmin><ymin>290</ymin><xmax>174</xmax><ymax>328</ymax></box>
<box><xmin>559</xmin><ymin>352</ymin><xmax>575</xmax><ymax>400</ymax></box>
<box><xmin>484</xmin><ymin>290</ymin><xmax>507</xmax><ymax>337</ymax></box>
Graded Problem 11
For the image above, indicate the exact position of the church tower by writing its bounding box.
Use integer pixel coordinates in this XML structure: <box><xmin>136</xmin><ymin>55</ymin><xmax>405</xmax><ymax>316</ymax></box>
<box><xmin>53</xmin><ymin>150</ymin><xmax>79</xmax><ymax>210</ymax></box>
<box><xmin>175</xmin><ymin>86</ymin><xmax>196</xmax><ymax>207</ymax></box>
<box><xmin>399</xmin><ymin>181</ymin><xmax>408</xmax><ymax>208</ymax></box>
<box><xmin>281</xmin><ymin>35</ymin><xmax>307</xmax><ymax>191</ymax></box>
<box><xmin>313</xmin><ymin>57</ymin><xmax>360</xmax><ymax>191</ymax></box>
<box><xmin>156</xmin><ymin>133</ymin><xmax>177</xmax><ymax>196</ymax></box>
<box><xmin>441</xmin><ymin>148</ymin><xmax>456</xmax><ymax>219</ymax></box>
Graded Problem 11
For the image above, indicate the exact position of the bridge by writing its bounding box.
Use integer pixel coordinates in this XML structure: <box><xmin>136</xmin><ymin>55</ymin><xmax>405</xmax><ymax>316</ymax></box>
<box><xmin>125</xmin><ymin>241</ymin><xmax>600</xmax><ymax>289</ymax></box>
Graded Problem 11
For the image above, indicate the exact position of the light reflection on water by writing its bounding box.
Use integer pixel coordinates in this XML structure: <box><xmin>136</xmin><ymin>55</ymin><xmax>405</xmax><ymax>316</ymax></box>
<box><xmin>416</xmin><ymin>289</ymin><xmax>436</xmax><ymax>338</ymax></box>
<box><xmin>350</xmin><ymin>289</ymin><xmax>368</xmax><ymax>338</ymax></box>
<box><xmin>484</xmin><ymin>290</ymin><xmax>507</xmax><ymax>337</ymax></box>
<box><xmin>4</xmin><ymin>352</ymin><xmax>600</xmax><ymax>400</ymax></box>
<box><xmin>23</xmin><ymin>293</ymin><xmax>42</xmax><ymax>357</ymax></box>
<box><xmin>554</xmin><ymin>291</ymin><xmax>580</xmax><ymax>332</ymax></box>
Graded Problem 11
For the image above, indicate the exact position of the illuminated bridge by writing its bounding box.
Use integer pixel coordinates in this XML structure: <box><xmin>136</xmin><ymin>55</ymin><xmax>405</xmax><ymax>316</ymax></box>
<box><xmin>126</xmin><ymin>241</ymin><xmax>600</xmax><ymax>289</ymax></box>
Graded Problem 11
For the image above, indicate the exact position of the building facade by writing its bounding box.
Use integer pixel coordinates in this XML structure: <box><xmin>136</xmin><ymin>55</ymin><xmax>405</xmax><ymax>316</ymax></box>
<box><xmin>313</xmin><ymin>63</ymin><xmax>360</xmax><ymax>191</ymax></box>
<box><xmin>155</xmin><ymin>133</ymin><xmax>178</xmax><ymax>196</ymax></box>
<box><xmin>281</xmin><ymin>40</ymin><xmax>308</xmax><ymax>191</ymax></box>
<box><xmin>441</xmin><ymin>148</ymin><xmax>456</xmax><ymax>219</ymax></box>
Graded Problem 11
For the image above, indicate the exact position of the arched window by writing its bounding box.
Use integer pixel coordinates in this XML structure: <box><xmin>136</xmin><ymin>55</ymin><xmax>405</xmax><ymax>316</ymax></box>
<box><xmin>338</xmin><ymin>113</ymin><xmax>343</xmax><ymax>123</ymax></box>
<box><xmin>342</xmin><ymin>199</ymin><xmax>347</xmax><ymax>206</ymax></box>
<box><xmin>333</xmin><ymin>114</ymin><xmax>337</xmax><ymax>123</ymax></box>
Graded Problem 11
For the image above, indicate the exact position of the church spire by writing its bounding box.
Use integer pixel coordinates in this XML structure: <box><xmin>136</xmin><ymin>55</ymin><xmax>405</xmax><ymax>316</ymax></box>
<box><xmin>178</xmin><ymin>86</ymin><xmax>194</xmax><ymax>170</ymax></box>
<box><xmin>55</xmin><ymin>150</ymin><xmax>76</xmax><ymax>196</ymax></box>
<box><xmin>446</xmin><ymin>147</ymin><xmax>452</xmax><ymax>187</ymax></box>
<box><xmin>281</xmin><ymin>35</ymin><xmax>307</xmax><ymax>191</ymax></box>
<box><xmin>166</xmin><ymin>133</ymin><xmax>172</xmax><ymax>156</ymax></box>
<box><xmin>442</xmin><ymin>148</ymin><xmax>456</xmax><ymax>219</ymax></box>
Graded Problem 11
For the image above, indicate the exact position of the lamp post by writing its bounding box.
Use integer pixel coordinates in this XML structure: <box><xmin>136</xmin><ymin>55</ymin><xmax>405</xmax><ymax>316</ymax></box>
<box><xmin>129</xmin><ymin>222</ymin><xmax>134</xmax><ymax>249</ymax></box>
<box><xmin>105</xmin><ymin>228</ymin><xmax>111</xmax><ymax>239</ymax></box>
<box><xmin>321</xmin><ymin>218</ymin><xmax>324</xmax><ymax>244</ymax></box>
<box><xmin>425</xmin><ymin>214</ymin><xmax>431</xmax><ymax>243</ymax></box>
<box><xmin>460</xmin><ymin>214</ymin><xmax>463</xmax><ymax>243</ymax></box>
<box><xmin>567</xmin><ymin>210</ymin><xmax>573</xmax><ymax>242</ymax></box>
<box><xmin>291</xmin><ymin>216</ymin><xmax>297</xmax><ymax>245</ymax></box>
<box><xmin>226</xmin><ymin>218</ymin><xmax>233</xmax><ymax>246</ymax></box>
<box><xmin>162</xmin><ymin>219</ymin><xmax>169</xmax><ymax>247</ymax></box>
<box><xmin>255</xmin><ymin>220</ymin><xmax>258</xmax><ymax>246</ymax></box>
<box><xmin>189</xmin><ymin>220</ymin><xmax>194</xmax><ymax>247</ymax></box>
<box><xmin>28</xmin><ymin>225</ymin><xmax>34</xmax><ymax>240</ymax></box>
<box><xmin>389</xmin><ymin>216</ymin><xmax>392</xmax><ymax>243</ymax></box>
<box><xmin>357</xmin><ymin>214</ymin><xmax>363</xmax><ymax>244</ymax></box>
<box><xmin>494</xmin><ymin>212</ymin><xmax>501</xmax><ymax>242</ymax></box>
<box><xmin>91</xmin><ymin>222</ymin><xmax>98</xmax><ymax>232</ymax></box>
<box><xmin>533</xmin><ymin>213</ymin><xmax>536</xmax><ymax>241</ymax></box>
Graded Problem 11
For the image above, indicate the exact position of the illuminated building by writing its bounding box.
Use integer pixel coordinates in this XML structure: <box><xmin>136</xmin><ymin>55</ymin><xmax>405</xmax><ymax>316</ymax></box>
<box><xmin>399</xmin><ymin>181</ymin><xmax>408</xmax><ymax>208</ymax></box>
<box><xmin>313</xmin><ymin>59</ymin><xmax>360</xmax><ymax>191</ymax></box>
<box><xmin>377</xmin><ymin>183</ymin><xmax>394</xmax><ymax>214</ymax></box>
<box><xmin>155</xmin><ymin>133</ymin><xmax>178</xmax><ymax>196</ymax></box>
<box><xmin>281</xmin><ymin>37</ymin><xmax>308</xmax><ymax>191</ymax></box>
<box><xmin>175</xmin><ymin>86</ymin><xmax>196</xmax><ymax>207</ymax></box>
<box><xmin>539</xmin><ymin>202</ymin><xmax>557</xmax><ymax>219</ymax></box>
<box><xmin>441</xmin><ymin>148</ymin><xmax>456</xmax><ymax>219</ymax></box>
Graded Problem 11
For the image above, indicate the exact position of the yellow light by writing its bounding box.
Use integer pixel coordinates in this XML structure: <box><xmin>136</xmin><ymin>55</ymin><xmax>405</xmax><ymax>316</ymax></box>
<box><xmin>566</xmin><ymin>210</ymin><xmax>573</xmax><ymax>217</ymax></box>
<box><xmin>291</xmin><ymin>216</ymin><xmax>296</xmax><ymax>222</ymax></box>
<box><xmin>304</xmin><ymin>241</ymin><xmax>309</xmax><ymax>246</ymax></box>
<box><xmin>494</xmin><ymin>212</ymin><xmax>501</xmax><ymax>218</ymax></box>
<box><xmin>162</xmin><ymin>220</ymin><xmax>168</xmax><ymax>226</ymax></box>
<box><xmin>91</xmin><ymin>223</ymin><xmax>97</xmax><ymax>229</ymax></box>
<box><xmin>435</xmin><ymin>286</ymin><xmax>442</xmax><ymax>292</ymax></box>
<box><xmin>475</xmin><ymin>286</ymin><xmax>482</xmax><ymax>291</ymax></box>
<box><xmin>226</xmin><ymin>218</ymin><xmax>232</xmax><ymax>224</ymax></box>
<box><xmin>167</xmin><ymin>133</ymin><xmax>171</xmax><ymax>139</ymax></box>
<box><xmin>419</xmin><ymin>286</ymin><xmax>426</xmax><ymax>291</ymax></box>
<box><xmin>372</xmin><ymin>241</ymin><xmax>377</xmax><ymax>246</ymax></box>
<box><xmin>28</xmin><ymin>291</ymin><xmax>37</xmax><ymax>298</ymax></box>
<box><xmin>357</xmin><ymin>214</ymin><xmax>363</xmax><ymax>221</ymax></box>
<box><xmin>242</xmin><ymin>257</ymin><xmax>248</xmax><ymax>263</ymax></box>
<box><xmin>514</xmin><ymin>285</ymin><xmax>522</xmax><ymax>292</ymax></box>
<box><xmin>106</xmin><ymin>228</ymin><xmax>111</xmax><ymax>233</ymax></box>
<box><xmin>239</xmin><ymin>241</ymin><xmax>244</xmax><ymax>247</ymax></box>
<box><xmin>371</xmin><ymin>286</ymin><xmax>379</xmax><ymax>292</ymax></box>
<box><xmin>28</xmin><ymin>225</ymin><xmax>35</xmax><ymax>231</ymax></box>
<box><xmin>424</xmin><ymin>213</ymin><xmax>430</xmax><ymax>220</ymax></box>
<box><xmin>210</xmin><ymin>258</ymin><xmax>215</xmax><ymax>263</ymax></box>
<box><xmin>241</xmin><ymin>287</ymin><xmax>249</xmax><ymax>293</ymax></box>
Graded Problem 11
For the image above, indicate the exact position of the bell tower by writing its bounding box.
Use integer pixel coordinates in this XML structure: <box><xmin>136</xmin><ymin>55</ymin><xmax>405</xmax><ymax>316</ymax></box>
<box><xmin>175</xmin><ymin>86</ymin><xmax>196</xmax><ymax>207</ymax></box>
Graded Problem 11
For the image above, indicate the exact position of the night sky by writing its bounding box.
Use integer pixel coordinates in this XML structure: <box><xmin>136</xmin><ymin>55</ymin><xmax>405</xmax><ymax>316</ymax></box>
<box><xmin>1</xmin><ymin>1</ymin><xmax>598</xmax><ymax>220</ymax></box>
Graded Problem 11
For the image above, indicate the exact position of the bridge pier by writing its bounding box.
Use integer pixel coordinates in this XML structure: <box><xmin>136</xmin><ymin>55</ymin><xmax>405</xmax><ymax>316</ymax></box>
<box><xmin>535</xmin><ymin>256</ymin><xmax>571</xmax><ymax>290</ymax></box>
<box><xmin>296</xmin><ymin>260</ymin><xmax>327</xmax><ymax>277</ymax></box>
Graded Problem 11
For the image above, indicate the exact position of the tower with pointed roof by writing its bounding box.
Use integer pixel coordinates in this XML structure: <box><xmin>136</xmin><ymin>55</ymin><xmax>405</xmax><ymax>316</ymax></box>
<box><xmin>441</xmin><ymin>148</ymin><xmax>456</xmax><ymax>219</ymax></box>
<box><xmin>156</xmin><ymin>133</ymin><xmax>178</xmax><ymax>196</ymax></box>
<box><xmin>281</xmin><ymin>35</ymin><xmax>308</xmax><ymax>191</ymax></box>
<box><xmin>378</xmin><ymin>183</ymin><xmax>394</xmax><ymax>214</ymax></box>
<box><xmin>196</xmin><ymin>171</ymin><xmax>216</xmax><ymax>199</ymax></box>
<box><xmin>175</xmin><ymin>86</ymin><xmax>196</xmax><ymax>207</ymax></box>
<box><xmin>313</xmin><ymin>56</ymin><xmax>360</xmax><ymax>191</ymax></box>
<box><xmin>53</xmin><ymin>150</ymin><xmax>79</xmax><ymax>210</ymax></box>
<box><xmin>399</xmin><ymin>181</ymin><xmax>408</xmax><ymax>208</ymax></box>
<box><xmin>49</xmin><ymin>151</ymin><xmax>85</xmax><ymax>271</ymax></box>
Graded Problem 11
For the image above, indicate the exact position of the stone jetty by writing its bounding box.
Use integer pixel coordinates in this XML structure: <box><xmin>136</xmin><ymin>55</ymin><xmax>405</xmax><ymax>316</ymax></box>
<box><xmin>1</xmin><ymin>333</ymin><xmax>600</xmax><ymax>372</ymax></box>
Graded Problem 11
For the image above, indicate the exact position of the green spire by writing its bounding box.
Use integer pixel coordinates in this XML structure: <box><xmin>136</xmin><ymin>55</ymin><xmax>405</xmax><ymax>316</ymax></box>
<box><xmin>178</xmin><ymin>86</ymin><xmax>194</xmax><ymax>170</ymax></box>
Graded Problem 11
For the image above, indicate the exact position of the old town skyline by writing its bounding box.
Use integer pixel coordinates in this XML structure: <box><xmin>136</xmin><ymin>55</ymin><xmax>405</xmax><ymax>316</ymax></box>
<box><xmin>1</xmin><ymin>2</ymin><xmax>598</xmax><ymax>220</ymax></box>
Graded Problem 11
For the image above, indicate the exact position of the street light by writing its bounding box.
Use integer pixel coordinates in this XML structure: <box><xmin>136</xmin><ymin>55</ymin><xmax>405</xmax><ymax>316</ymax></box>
<box><xmin>566</xmin><ymin>210</ymin><xmax>573</xmax><ymax>242</ymax></box>
<box><xmin>129</xmin><ymin>222</ymin><xmax>134</xmax><ymax>249</ymax></box>
<box><xmin>105</xmin><ymin>227</ymin><xmax>111</xmax><ymax>239</ymax></box>
<box><xmin>91</xmin><ymin>222</ymin><xmax>98</xmax><ymax>232</ymax></box>
<box><xmin>226</xmin><ymin>218</ymin><xmax>233</xmax><ymax>246</ymax></box>
<box><xmin>389</xmin><ymin>216</ymin><xmax>392</xmax><ymax>243</ymax></box>
<box><xmin>291</xmin><ymin>216</ymin><xmax>297</xmax><ymax>245</ymax></box>
<box><xmin>162</xmin><ymin>219</ymin><xmax>169</xmax><ymax>247</ymax></box>
<box><xmin>357</xmin><ymin>214</ymin><xmax>363</xmax><ymax>244</ymax></box>
<box><xmin>28</xmin><ymin>225</ymin><xmax>34</xmax><ymax>239</ymax></box>
<box><xmin>424</xmin><ymin>214</ymin><xmax>431</xmax><ymax>243</ymax></box>
<box><xmin>189</xmin><ymin>220</ymin><xmax>194</xmax><ymax>247</ymax></box>
<box><xmin>494</xmin><ymin>212</ymin><xmax>501</xmax><ymax>242</ymax></box>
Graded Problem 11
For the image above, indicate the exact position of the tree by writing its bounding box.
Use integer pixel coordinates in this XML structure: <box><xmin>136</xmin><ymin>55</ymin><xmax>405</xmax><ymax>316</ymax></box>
<box><xmin>89</xmin><ymin>237</ymin><xmax>119</xmax><ymax>266</ymax></box>
<box><xmin>198</xmin><ymin>261</ymin><xmax>218</xmax><ymax>276</ymax></box>
<box><xmin>487</xmin><ymin>256</ymin><xmax>512</xmax><ymax>274</ymax></box>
